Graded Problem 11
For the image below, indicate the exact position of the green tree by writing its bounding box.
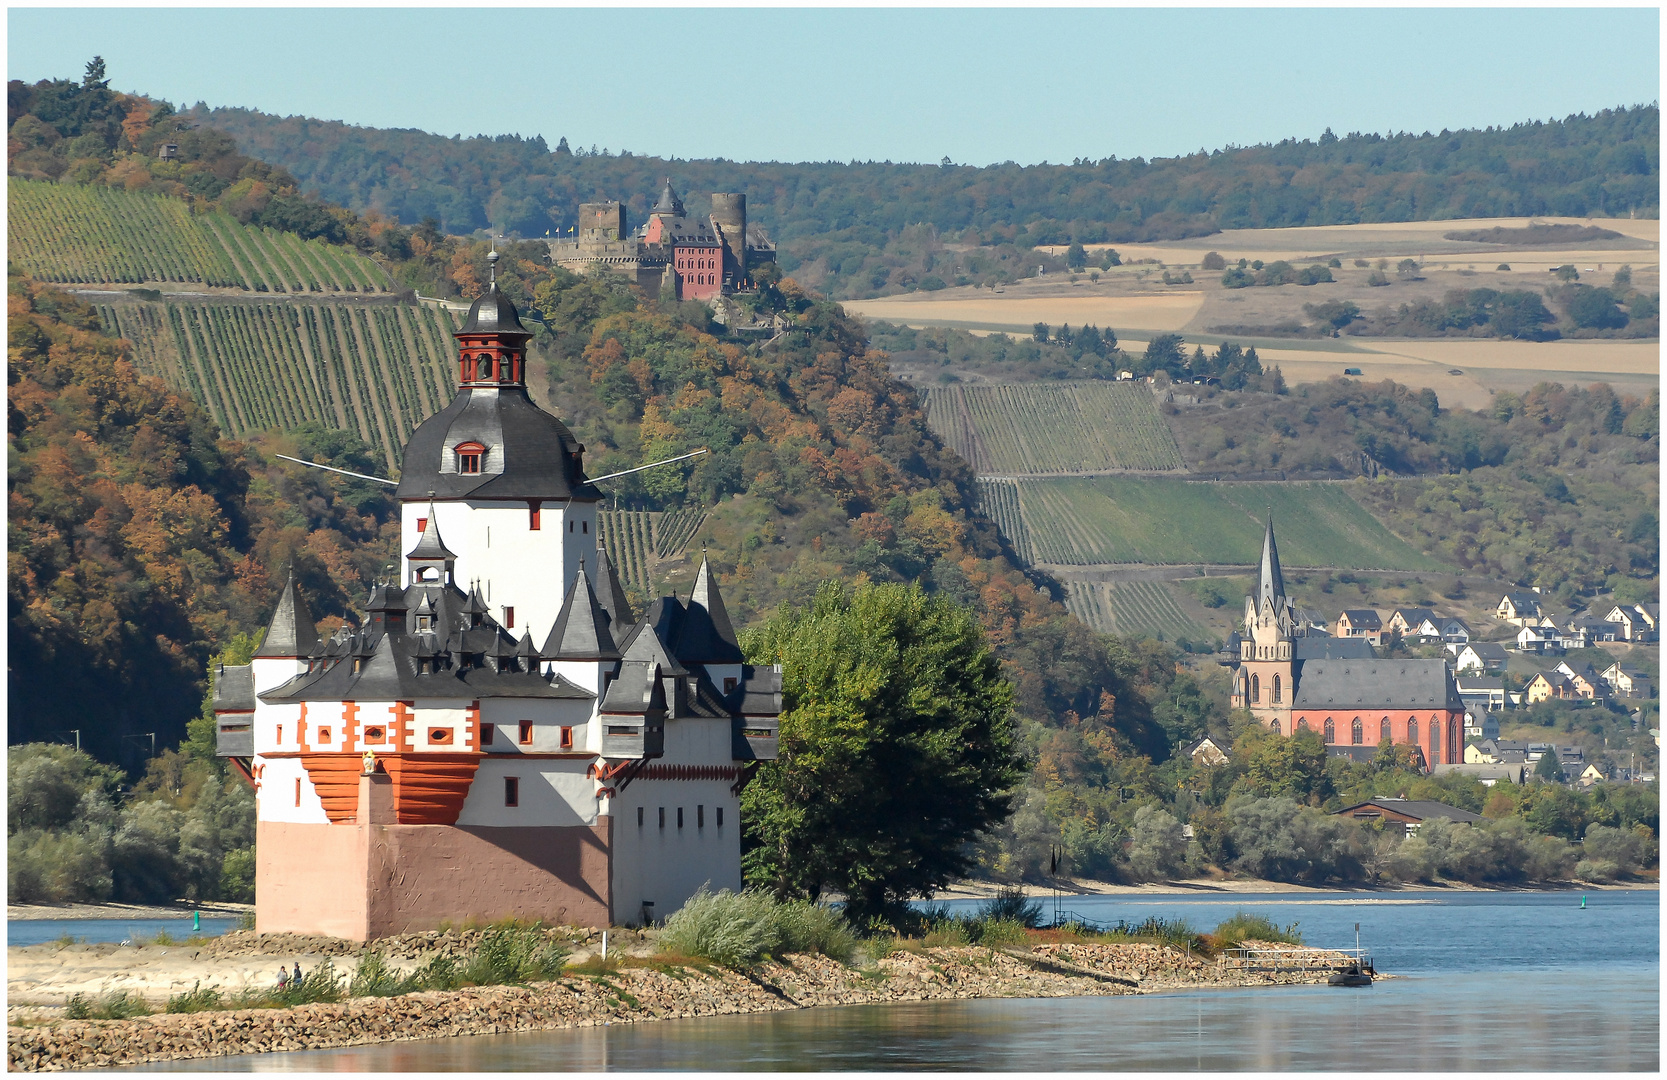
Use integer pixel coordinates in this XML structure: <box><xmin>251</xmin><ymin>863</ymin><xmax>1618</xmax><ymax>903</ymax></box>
<box><xmin>1553</xmin><ymin>264</ymin><xmax>1580</xmax><ymax>282</ymax></box>
<box><xmin>1065</xmin><ymin>241</ymin><xmax>1087</xmax><ymax>270</ymax></box>
<box><xmin>1141</xmin><ymin>334</ymin><xmax>1187</xmax><ymax>378</ymax></box>
<box><xmin>1201</xmin><ymin>252</ymin><xmax>1227</xmax><ymax>270</ymax></box>
<box><xmin>739</xmin><ymin>581</ymin><xmax>1023</xmax><ymax>927</ymax></box>
<box><xmin>1566</xmin><ymin>286</ymin><xmax>1629</xmax><ymax>330</ymax></box>
<box><xmin>1534</xmin><ymin>751</ymin><xmax>1567</xmax><ymax>784</ymax></box>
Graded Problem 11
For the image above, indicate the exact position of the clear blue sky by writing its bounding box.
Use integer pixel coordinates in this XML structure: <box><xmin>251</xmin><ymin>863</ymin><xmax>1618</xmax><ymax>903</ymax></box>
<box><xmin>8</xmin><ymin>7</ymin><xmax>1660</xmax><ymax>165</ymax></box>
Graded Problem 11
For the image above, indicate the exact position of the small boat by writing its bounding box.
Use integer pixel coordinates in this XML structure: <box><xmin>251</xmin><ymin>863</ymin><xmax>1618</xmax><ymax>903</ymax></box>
<box><xmin>1328</xmin><ymin>962</ymin><xmax>1373</xmax><ymax>988</ymax></box>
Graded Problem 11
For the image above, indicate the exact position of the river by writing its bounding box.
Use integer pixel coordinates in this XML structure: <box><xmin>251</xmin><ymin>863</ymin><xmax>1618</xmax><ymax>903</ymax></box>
<box><xmin>109</xmin><ymin>889</ymin><xmax>1659</xmax><ymax>1072</ymax></box>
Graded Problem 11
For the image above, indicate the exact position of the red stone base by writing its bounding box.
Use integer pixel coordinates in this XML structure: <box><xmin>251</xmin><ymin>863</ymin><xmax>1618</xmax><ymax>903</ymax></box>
<box><xmin>256</xmin><ymin>817</ymin><xmax>612</xmax><ymax>940</ymax></box>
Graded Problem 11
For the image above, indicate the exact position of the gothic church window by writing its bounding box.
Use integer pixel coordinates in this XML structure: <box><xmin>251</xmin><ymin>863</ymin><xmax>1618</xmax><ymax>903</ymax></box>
<box><xmin>1272</xmin><ymin>675</ymin><xmax>1282</xmax><ymax>703</ymax></box>
<box><xmin>1380</xmin><ymin>717</ymin><xmax>1392</xmax><ymax>743</ymax></box>
<box><xmin>1323</xmin><ymin>718</ymin><xmax>1335</xmax><ymax>743</ymax></box>
<box><xmin>1352</xmin><ymin>718</ymin><xmax>1363</xmax><ymax>744</ymax></box>
<box><xmin>1251</xmin><ymin>674</ymin><xmax>1260</xmax><ymax>703</ymax></box>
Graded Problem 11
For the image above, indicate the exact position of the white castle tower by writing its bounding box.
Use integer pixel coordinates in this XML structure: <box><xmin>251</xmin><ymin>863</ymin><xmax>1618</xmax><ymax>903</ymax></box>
<box><xmin>214</xmin><ymin>270</ymin><xmax>778</xmax><ymax>939</ymax></box>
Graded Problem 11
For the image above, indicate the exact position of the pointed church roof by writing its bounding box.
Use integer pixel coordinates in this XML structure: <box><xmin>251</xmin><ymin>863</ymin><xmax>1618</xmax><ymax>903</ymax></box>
<box><xmin>255</xmin><ymin>569</ymin><xmax>320</xmax><ymax>658</ymax></box>
<box><xmin>651</xmin><ymin>178</ymin><xmax>685</xmax><ymax>216</ymax></box>
<box><xmin>675</xmin><ymin>555</ymin><xmax>744</xmax><ymax>664</ymax></box>
<box><xmin>1257</xmin><ymin>513</ymin><xmax>1286</xmax><ymax>614</ymax></box>
<box><xmin>593</xmin><ymin>548</ymin><xmax>635</xmax><ymax>629</ymax></box>
<box><xmin>542</xmin><ymin>566</ymin><xmax>621</xmax><ymax>659</ymax></box>
<box><xmin>407</xmin><ymin>504</ymin><xmax>457</xmax><ymax>561</ymax></box>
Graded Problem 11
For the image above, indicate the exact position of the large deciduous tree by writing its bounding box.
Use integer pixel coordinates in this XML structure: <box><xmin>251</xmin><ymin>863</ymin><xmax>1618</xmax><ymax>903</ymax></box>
<box><xmin>739</xmin><ymin>581</ymin><xmax>1023</xmax><ymax>927</ymax></box>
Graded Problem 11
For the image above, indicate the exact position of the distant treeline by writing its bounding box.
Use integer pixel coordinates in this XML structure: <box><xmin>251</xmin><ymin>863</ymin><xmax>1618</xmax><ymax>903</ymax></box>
<box><xmin>193</xmin><ymin>103</ymin><xmax>1658</xmax><ymax>272</ymax></box>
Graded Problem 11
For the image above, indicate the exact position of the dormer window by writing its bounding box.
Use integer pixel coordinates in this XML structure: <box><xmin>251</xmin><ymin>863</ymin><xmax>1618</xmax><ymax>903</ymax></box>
<box><xmin>456</xmin><ymin>442</ymin><xmax>485</xmax><ymax>475</ymax></box>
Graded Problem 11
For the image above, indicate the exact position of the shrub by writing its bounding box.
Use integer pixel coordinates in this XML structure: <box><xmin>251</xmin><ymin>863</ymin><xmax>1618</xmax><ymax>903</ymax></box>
<box><xmin>1127</xmin><ymin>806</ymin><xmax>1189</xmax><ymax>882</ymax></box>
<box><xmin>463</xmin><ymin>922</ymin><xmax>570</xmax><ymax>985</ymax></box>
<box><xmin>969</xmin><ymin>917</ymin><xmax>1030</xmax><ymax>949</ymax></box>
<box><xmin>658</xmin><ymin>886</ymin><xmax>857</xmax><ymax>969</ymax></box>
<box><xmin>1213</xmin><ymin>911</ymin><xmax>1303</xmax><ymax>946</ymax></box>
<box><xmin>978</xmin><ymin>886</ymin><xmax>1043</xmax><ymax>928</ymax></box>
<box><xmin>1201</xmin><ymin>252</ymin><xmax>1227</xmax><ymax>271</ymax></box>
<box><xmin>166</xmin><ymin>982</ymin><xmax>224</xmax><ymax>1014</ymax></box>
<box><xmin>65</xmin><ymin>991</ymin><xmax>151</xmax><ymax>1020</ymax></box>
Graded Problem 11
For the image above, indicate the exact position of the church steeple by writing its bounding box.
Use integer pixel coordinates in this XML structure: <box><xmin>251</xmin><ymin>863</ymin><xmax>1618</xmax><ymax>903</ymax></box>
<box><xmin>1257</xmin><ymin>512</ymin><xmax>1286</xmax><ymax>616</ymax></box>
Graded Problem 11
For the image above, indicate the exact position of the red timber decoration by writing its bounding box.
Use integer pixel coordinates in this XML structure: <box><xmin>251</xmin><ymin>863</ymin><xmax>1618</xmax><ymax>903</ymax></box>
<box><xmin>394</xmin><ymin>701</ymin><xmax>412</xmax><ymax>753</ymax></box>
<box><xmin>382</xmin><ymin>753</ymin><xmax>483</xmax><ymax>824</ymax></box>
<box><xmin>466</xmin><ymin>701</ymin><xmax>481</xmax><ymax>752</ymax></box>
<box><xmin>343</xmin><ymin>701</ymin><xmax>360</xmax><ymax>753</ymax></box>
<box><xmin>300</xmin><ymin>753</ymin><xmax>368</xmax><ymax>823</ymax></box>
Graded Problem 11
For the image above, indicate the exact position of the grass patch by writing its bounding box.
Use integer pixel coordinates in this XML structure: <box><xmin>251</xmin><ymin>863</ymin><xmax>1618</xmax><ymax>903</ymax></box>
<box><xmin>65</xmin><ymin>991</ymin><xmax>151</xmax><ymax>1020</ymax></box>
<box><xmin>658</xmin><ymin>887</ymin><xmax>859</xmax><ymax>969</ymax></box>
<box><xmin>348</xmin><ymin>922</ymin><xmax>571</xmax><ymax>998</ymax></box>
<box><xmin>1211</xmin><ymin>911</ymin><xmax>1305</xmax><ymax>947</ymax></box>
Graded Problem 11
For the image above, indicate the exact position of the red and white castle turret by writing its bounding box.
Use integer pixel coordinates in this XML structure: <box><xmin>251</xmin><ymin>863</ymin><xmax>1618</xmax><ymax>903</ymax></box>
<box><xmin>215</xmin><ymin>272</ymin><xmax>778</xmax><ymax>939</ymax></box>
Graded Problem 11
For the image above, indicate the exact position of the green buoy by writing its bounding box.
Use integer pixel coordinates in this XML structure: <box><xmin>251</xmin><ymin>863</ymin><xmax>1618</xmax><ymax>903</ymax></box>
<box><xmin>1580</xmin><ymin>895</ymin><xmax>1586</xmax><ymax>909</ymax></box>
<box><xmin>193</xmin><ymin>910</ymin><xmax>201</xmax><ymax>931</ymax></box>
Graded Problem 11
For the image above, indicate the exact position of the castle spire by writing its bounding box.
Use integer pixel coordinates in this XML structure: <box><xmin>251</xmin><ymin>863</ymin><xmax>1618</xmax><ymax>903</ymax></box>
<box><xmin>542</xmin><ymin>565</ymin><xmax>621</xmax><ymax>660</ymax></box>
<box><xmin>674</xmin><ymin>554</ymin><xmax>743</xmax><ymax>664</ymax></box>
<box><xmin>1258</xmin><ymin>512</ymin><xmax>1286</xmax><ymax>615</ymax></box>
<box><xmin>255</xmin><ymin>568</ymin><xmax>320</xmax><ymax>659</ymax></box>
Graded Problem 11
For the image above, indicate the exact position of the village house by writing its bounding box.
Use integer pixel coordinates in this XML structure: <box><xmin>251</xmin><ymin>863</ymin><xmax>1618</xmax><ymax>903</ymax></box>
<box><xmin>1600</xmin><ymin>662</ymin><xmax>1656</xmax><ymax>700</ymax></box>
<box><xmin>1567</xmin><ymin>616</ymin><xmax>1619</xmax><ymax>643</ymax></box>
<box><xmin>1334</xmin><ymin>609</ymin><xmax>1384</xmax><ymax>646</ymax></box>
<box><xmin>213</xmin><ymin>274</ymin><xmax>781</xmax><ymax>940</ymax></box>
<box><xmin>1432</xmin><ymin>762</ymin><xmax>1526</xmax><ymax>786</ymax></box>
<box><xmin>1497</xmin><ymin>592</ymin><xmax>1547</xmax><ymax>627</ymax></box>
<box><xmin>1576</xmin><ymin>763</ymin><xmax>1608</xmax><ymax>788</ymax></box>
<box><xmin>1332</xmin><ymin>797</ymin><xmax>1481</xmax><ymax>835</ymax></box>
<box><xmin>1604</xmin><ymin>603</ymin><xmax>1661</xmax><ymax>642</ymax></box>
<box><xmin>1554</xmin><ymin>661</ymin><xmax>1608</xmax><ymax>700</ymax></box>
<box><xmin>1228</xmin><ymin>519</ymin><xmax>1463</xmax><ymax>770</ymax></box>
<box><xmin>1451</xmin><ymin>641</ymin><xmax>1509</xmax><ymax>675</ymax></box>
<box><xmin>1525</xmin><ymin>670</ymin><xmax>1578</xmax><ymax>703</ymax></box>
<box><xmin>1187</xmin><ymin>736</ymin><xmax>1231</xmax><ymax>768</ymax></box>
<box><xmin>1456</xmin><ymin>676</ymin><xmax>1506</xmax><ymax>716</ymax></box>
<box><xmin>1385</xmin><ymin>607</ymin><xmax>1437</xmax><ymax>641</ymax></box>
<box><xmin>1468</xmin><ymin>738</ymin><xmax>1529</xmax><ymax>765</ymax></box>
<box><xmin>1515</xmin><ymin>624</ymin><xmax>1563</xmax><ymax>655</ymax></box>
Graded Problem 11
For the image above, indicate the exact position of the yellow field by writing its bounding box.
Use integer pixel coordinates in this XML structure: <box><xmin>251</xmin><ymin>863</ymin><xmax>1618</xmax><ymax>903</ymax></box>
<box><xmin>841</xmin><ymin>291</ymin><xmax>1203</xmax><ymax>333</ymax></box>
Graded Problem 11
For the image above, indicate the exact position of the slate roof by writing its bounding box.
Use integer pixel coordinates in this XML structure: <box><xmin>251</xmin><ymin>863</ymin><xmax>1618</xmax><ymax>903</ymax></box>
<box><xmin>456</xmin><ymin>287</ymin><xmax>529</xmax><ymax>338</ymax></box>
<box><xmin>651</xmin><ymin>178</ymin><xmax>686</xmax><ymax>216</ymax></box>
<box><xmin>1335</xmin><ymin>798</ymin><xmax>1482</xmax><ymax>824</ymax></box>
<box><xmin>724</xmin><ymin>665</ymin><xmax>783</xmax><ymax>716</ymax></box>
<box><xmin>657</xmin><ymin>217</ymin><xmax>720</xmax><ymax>245</ymax></box>
<box><xmin>1338</xmin><ymin>609</ymin><xmax>1382</xmax><ymax>629</ymax></box>
<box><xmin>1291</xmin><ymin>659</ymin><xmax>1462</xmax><ymax>711</ymax></box>
<box><xmin>255</xmin><ymin>570</ymin><xmax>320</xmax><ymax>658</ymax></box>
<box><xmin>675</xmin><ymin>557</ymin><xmax>744</xmax><ymax>665</ymax></box>
<box><xmin>1392</xmin><ymin>607</ymin><xmax>1438</xmax><ymax>629</ymax></box>
<box><xmin>394</xmin><ymin>387</ymin><xmax>603</xmax><ymax>502</ymax></box>
<box><xmin>593</xmin><ymin>548</ymin><xmax>635</xmax><ymax>630</ymax></box>
<box><xmin>543</xmin><ymin>567</ymin><xmax>621</xmax><ymax>660</ymax></box>
<box><xmin>1463</xmin><ymin>642</ymin><xmax>1510</xmax><ymax>659</ymax></box>
<box><xmin>1256</xmin><ymin>515</ymin><xmax>1285</xmax><ymax>616</ymax></box>
<box><xmin>1293</xmin><ymin>637</ymin><xmax>1375</xmax><ymax>661</ymax></box>
<box><xmin>213</xmin><ymin>664</ymin><xmax>256</xmax><ymax>711</ymax></box>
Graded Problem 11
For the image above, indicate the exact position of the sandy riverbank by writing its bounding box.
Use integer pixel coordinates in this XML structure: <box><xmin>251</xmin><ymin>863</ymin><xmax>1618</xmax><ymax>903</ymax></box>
<box><xmin>8</xmin><ymin>934</ymin><xmax>1362</xmax><ymax>1071</ymax></box>
<box><xmin>8</xmin><ymin>902</ymin><xmax>253</xmax><ymax>922</ymax></box>
<box><xmin>932</xmin><ymin>876</ymin><xmax>1658</xmax><ymax>899</ymax></box>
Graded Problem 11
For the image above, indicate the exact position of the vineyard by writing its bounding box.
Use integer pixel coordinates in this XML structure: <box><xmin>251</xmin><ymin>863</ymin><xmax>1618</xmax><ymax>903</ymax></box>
<box><xmin>1060</xmin><ymin>579</ymin><xmax>1210</xmax><ymax>642</ymax></box>
<box><xmin>1011</xmin><ymin>477</ymin><xmax>1445</xmax><ymax>571</ymax></box>
<box><xmin>974</xmin><ymin>478</ymin><xmax>1033</xmax><ymax>563</ymax></box>
<box><xmin>596</xmin><ymin>508</ymin><xmax>708</xmax><ymax>601</ymax></box>
<box><xmin>10</xmin><ymin>180</ymin><xmax>391</xmax><ymax>293</ymax></box>
<box><xmin>97</xmin><ymin>299</ymin><xmax>459</xmax><ymax>468</ymax></box>
<box><xmin>923</xmin><ymin>381</ymin><xmax>1184</xmax><ymax>474</ymax></box>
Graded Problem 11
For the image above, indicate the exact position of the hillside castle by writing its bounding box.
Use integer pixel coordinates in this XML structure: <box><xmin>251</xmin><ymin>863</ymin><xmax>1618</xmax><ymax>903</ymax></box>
<box><xmin>1226</xmin><ymin>517</ymin><xmax>1464</xmax><ymax>769</ymax></box>
<box><xmin>213</xmin><ymin>263</ymin><xmax>780</xmax><ymax>939</ymax></box>
<box><xmin>546</xmin><ymin>179</ymin><xmax>777</xmax><ymax>304</ymax></box>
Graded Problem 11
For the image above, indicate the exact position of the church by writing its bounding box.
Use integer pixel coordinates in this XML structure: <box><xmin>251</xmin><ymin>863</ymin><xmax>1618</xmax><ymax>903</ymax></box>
<box><xmin>213</xmin><ymin>260</ymin><xmax>780</xmax><ymax>940</ymax></box>
<box><xmin>1227</xmin><ymin>517</ymin><xmax>1463</xmax><ymax>770</ymax></box>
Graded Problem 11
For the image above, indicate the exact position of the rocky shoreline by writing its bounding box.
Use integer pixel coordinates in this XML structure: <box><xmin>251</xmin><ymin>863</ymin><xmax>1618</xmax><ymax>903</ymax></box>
<box><xmin>8</xmin><ymin>939</ymin><xmax>1360</xmax><ymax>1071</ymax></box>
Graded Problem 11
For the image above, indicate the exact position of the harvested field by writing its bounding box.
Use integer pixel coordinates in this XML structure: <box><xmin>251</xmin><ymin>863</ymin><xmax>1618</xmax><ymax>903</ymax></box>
<box><xmin>1016</xmin><ymin>477</ymin><xmax>1444</xmax><ymax>571</ymax></box>
<box><xmin>845</xmin><ymin>292</ymin><xmax>1203</xmax><ymax>334</ymax></box>
<box><xmin>924</xmin><ymin>382</ymin><xmax>1184</xmax><ymax>473</ymax></box>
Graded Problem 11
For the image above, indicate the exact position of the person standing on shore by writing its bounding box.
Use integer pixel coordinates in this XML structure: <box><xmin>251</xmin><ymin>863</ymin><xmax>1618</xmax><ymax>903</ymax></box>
<box><xmin>292</xmin><ymin>963</ymin><xmax>302</xmax><ymax>986</ymax></box>
<box><xmin>276</xmin><ymin>967</ymin><xmax>289</xmax><ymax>991</ymax></box>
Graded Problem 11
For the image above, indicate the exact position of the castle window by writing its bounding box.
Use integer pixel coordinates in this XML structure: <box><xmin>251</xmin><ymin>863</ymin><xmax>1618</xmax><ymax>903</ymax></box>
<box><xmin>659</xmin><ymin>807</ymin><xmax>666</xmax><ymax>829</ymax></box>
<box><xmin>429</xmin><ymin>728</ymin><xmax>452</xmax><ymax>744</ymax></box>
<box><xmin>724</xmin><ymin>677</ymin><xmax>738</xmax><ymax>695</ymax></box>
<box><xmin>352</xmin><ymin>658</ymin><xmax>364</xmax><ymax>674</ymax></box>
<box><xmin>417</xmin><ymin>517</ymin><xmax>427</xmax><ymax>533</ymax></box>
<box><xmin>364</xmin><ymin>726</ymin><xmax>384</xmax><ymax>742</ymax></box>
<box><xmin>295</xmin><ymin>778</ymin><xmax>301</xmax><ymax>807</ymax></box>
<box><xmin>481</xmin><ymin>724</ymin><xmax>493</xmax><ymax>746</ymax></box>
<box><xmin>1323</xmin><ymin>718</ymin><xmax>1335</xmax><ymax>743</ymax></box>
<box><xmin>1250</xmin><ymin>674</ymin><xmax>1260</xmax><ymax>703</ymax></box>
<box><xmin>277</xmin><ymin>725</ymin><xmax>282</xmax><ymax>744</ymax></box>
<box><xmin>318</xmin><ymin>727</ymin><xmax>332</xmax><ymax>742</ymax></box>
<box><xmin>1380</xmin><ymin>717</ymin><xmax>1392</xmax><ymax>743</ymax></box>
<box><xmin>582</xmin><ymin>520</ymin><xmax>588</xmax><ymax>534</ymax></box>
<box><xmin>638</xmin><ymin>806</ymin><xmax>644</xmax><ymax>828</ymax></box>
<box><xmin>1272</xmin><ymin>675</ymin><xmax>1282</xmax><ymax>703</ymax></box>
<box><xmin>716</xmin><ymin>807</ymin><xmax>723</xmax><ymax>828</ymax></box>
<box><xmin>456</xmin><ymin>442</ymin><xmax>485</xmax><ymax>475</ymax></box>
<box><xmin>504</xmin><ymin>777</ymin><xmax>519</xmax><ymax>807</ymax></box>
<box><xmin>504</xmin><ymin>606</ymin><xmax>515</xmax><ymax>629</ymax></box>
<box><xmin>560</xmin><ymin>726</ymin><xmax>573</xmax><ymax>749</ymax></box>
<box><xmin>1352</xmin><ymin>718</ymin><xmax>1363</xmax><ymax>744</ymax></box>
<box><xmin>529</xmin><ymin>505</ymin><xmax>541</xmax><ymax>530</ymax></box>
<box><xmin>677</xmin><ymin>807</ymin><xmax>684</xmax><ymax>829</ymax></box>
<box><xmin>519</xmin><ymin>720</ymin><xmax>533</xmax><ymax>745</ymax></box>
<box><xmin>698</xmin><ymin>805</ymin><xmax>705</xmax><ymax>828</ymax></box>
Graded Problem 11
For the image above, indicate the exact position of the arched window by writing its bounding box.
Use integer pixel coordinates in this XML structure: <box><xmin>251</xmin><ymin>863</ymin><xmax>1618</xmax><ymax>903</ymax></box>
<box><xmin>1250</xmin><ymin>674</ymin><xmax>1260</xmax><ymax>703</ymax></box>
<box><xmin>1296</xmin><ymin>718</ymin><xmax>1309</xmax><ymax>732</ymax></box>
<box><xmin>1449</xmin><ymin>717</ymin><xmax>1461</xmax><ymax>766</ymax></box>
<box><xmin>1407</xmin><ymin>717</ymin><xmax>1419</xmax><ymax>745</ymax></box>
<box><xmin>456</xmin><ymin>441</ymin><xmax>485</xmax><ymax>475</ymax></box>
<box><xmin>1269</xmin><ymin>719</ymin><xmax>1281</xmax><ymax>735</ymax></box>
<box><xmin>1323</xmin><ymin>718</ymin><xmax>1336</xmax><ymax>743</ymax></box>
<box><xmin>1352</xmin><ymin>717</ymin><xmax>1364</xmax><ymax>744</ymax></box>
<box><xmin>1272</xmin><ymin>674</ymin><xmax>1282</xmax><ymax>703</ymax></box>
<box><xmin>1380</xmin><ymin>717</ymin><xmax>1392</xmax><ymax>744</ymax></box>
<box><xmin>1429</xmin><ymin>718</ymin><xmax>1442</xmax><ymax>765</ymax></box>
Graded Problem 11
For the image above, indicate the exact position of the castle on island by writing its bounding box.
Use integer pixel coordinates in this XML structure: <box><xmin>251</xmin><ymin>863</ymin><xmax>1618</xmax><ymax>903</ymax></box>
<box><xmin>545</xmin><ymin>179</ymin><xmax>777</xmax><ymax>304</ymax></box>
<box><xmin>213</xmin><ymin>266</ymin><xmax>779</xmax><ymax>940</ymax></box>
<box><xmin>1226</xmin><ymin>517</ymin><xmax>1463</xmax><ymax>770</ymax></box>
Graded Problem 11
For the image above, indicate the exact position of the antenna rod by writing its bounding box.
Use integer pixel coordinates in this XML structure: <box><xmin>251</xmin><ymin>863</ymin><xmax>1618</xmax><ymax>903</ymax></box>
<box><xmin>588</xmin><ymin>448</ymin><xmax>709</xmax><ymax>483</ymax></box>
<box><xmin>275</xmin><ymin>454</ymin><xmax>398</xmax><ymax>486</ymax></box>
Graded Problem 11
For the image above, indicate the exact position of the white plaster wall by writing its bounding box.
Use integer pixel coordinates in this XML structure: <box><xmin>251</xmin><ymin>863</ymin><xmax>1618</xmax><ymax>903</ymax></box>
<box><xmin>251</xmin><ymin>656</ymin><xmax>308</xmax><ymax>696</ymax></box>
<box><xmin>479</xmin><ymin>698</ymin><xmax>594</xmax><ymax>752</ymax></box>
<box><xmin>609</xmin><ymin>777</ymin><xmax>741</xmax><ymax>925</ymax></box>
<box><xmin>254</xmin><ymin>757</ymin><xmax>328</xmax><ymax>824</ymax></box>
<box><xmin>351</xmin><ymin>701</ymin><xmax>398</xmax><ymax>750</ymax></box>
<box><xmin>255</xmin><ymin>701</ymin><xmax>302</xmax><ymax>756</ymax></box>
<box><xmin>401</xmin><ymin>499</ymin><xmax>597</xmax><ymax>642</ymax></box>
<box><xmin>663</xmin><ymin>716</ymin><xmax>736</xmax><ymax>766</ymax></box>
<box><xmin>412</xmin><ymin>703</ymin><xmax>468</xmax><ymax>751</ymax></box>
<box><xmin>460</xmin><ymin>758</ymin><xmax>598</xmax><ymax>827</ymax></box>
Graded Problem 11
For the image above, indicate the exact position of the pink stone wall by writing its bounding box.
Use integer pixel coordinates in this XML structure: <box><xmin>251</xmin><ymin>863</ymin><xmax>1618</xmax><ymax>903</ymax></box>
<box><xmin>257</xmin><ymin>818</ymin><xmax>613</xmax><ymax>940</ymax></box>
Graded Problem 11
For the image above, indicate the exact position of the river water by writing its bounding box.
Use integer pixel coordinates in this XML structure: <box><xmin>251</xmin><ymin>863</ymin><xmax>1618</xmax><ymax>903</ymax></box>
<box><xmin>111</xmin><ymin>889</ymin><xmax>1658</xmax><ymax>1072</ymax></box>
<box><xmin>7</xmin><ymin>918</ymin><xmax>241</xmax><ymax>947</ymax></box>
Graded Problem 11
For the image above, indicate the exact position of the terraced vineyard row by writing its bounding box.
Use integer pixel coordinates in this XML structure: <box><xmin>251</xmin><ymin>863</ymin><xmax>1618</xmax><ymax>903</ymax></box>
<box><xmin>923</xmin><ymin>382</ymin><xmax>1185</xmax><ymax>474</ymax></box>
<box><xmin>97</xmin><ymin>300</ymin><xmax>459</xmax><ymax>468</ymax></box>
<box><xmin>1062</xmin><ymin>579</ymin><xmax>1209</xmax><ymax>642</ymax></box>
<box><xmin>1014</xmin><ymin>477</ymin><xmax>1445</xmax><ymax>571</ymax></box>
<box><xmin>974</xmin><ymin>478</ymin><xmax>1034</xmax><ymax>563</ymax></box>
<box><xmin>596</xmin><ymin>509</ymin><xmax>708</xmax><ymax>599</ymax></box>
<box><xmin>10</xmin><ymin>180</ymin><xmax>391</xmax><ymax>293</ymax></box>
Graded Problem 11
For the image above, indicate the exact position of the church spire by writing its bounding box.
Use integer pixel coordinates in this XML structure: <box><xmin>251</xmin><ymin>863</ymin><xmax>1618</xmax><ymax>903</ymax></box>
<box><xmin>1258</xmin><ymin>512</ymin><xmax>1286</xmax><ymax>615</ymax></box>
<box><xmin>255</xmin><ymin>568</ymin><xmax>320</xmax><ymax>659</ymax></box>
